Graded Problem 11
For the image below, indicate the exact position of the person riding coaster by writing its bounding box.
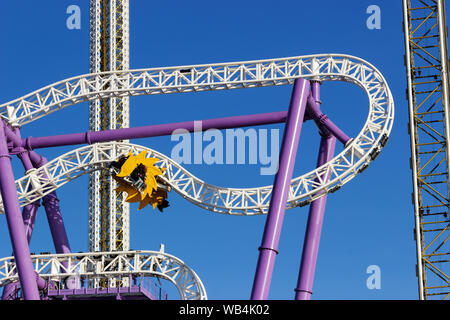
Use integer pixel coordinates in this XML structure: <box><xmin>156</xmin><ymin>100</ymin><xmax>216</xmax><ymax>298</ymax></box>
<box><xmin>110</xmin><ymin>156</ymin><xmax>146</xmax><ymax>192</ymax></box>
<box><xmin>108</xmin><ymin>151</ymin><xmax>170</xmax><ymax>211</ymax></box>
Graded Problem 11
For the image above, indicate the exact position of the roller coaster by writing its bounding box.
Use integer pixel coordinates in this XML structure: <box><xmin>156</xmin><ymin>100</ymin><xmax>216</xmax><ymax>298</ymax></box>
<box><xmin>0</xmin><ymin>3</ymin><xmax>397</xmax><ymax>300</ymax></box>
<box><xmin>0</xmin><ymin>56</ymin><xmax>394</xmax><ymax>299</ymax></box>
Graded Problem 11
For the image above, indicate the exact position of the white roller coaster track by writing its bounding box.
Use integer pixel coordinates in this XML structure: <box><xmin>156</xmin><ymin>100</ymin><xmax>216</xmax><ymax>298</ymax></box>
<box><xmin>0</xmin><ymin>250</ymin><xmax>207</xmax><ymax>300</ymax></box>
<box><xmin>0</xmin><ymin>54</ymin><xmax>394</xmax><ymax>215</ymax></box>
<box><xmin>0</xmin><ymin>54</ymin><xmax>393</xmax><ymax>127</ymax></box>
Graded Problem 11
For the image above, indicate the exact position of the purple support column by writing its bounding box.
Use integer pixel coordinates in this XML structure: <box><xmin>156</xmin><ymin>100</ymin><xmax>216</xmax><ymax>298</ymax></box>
<box><xmin>27</xmin><ymin>151</ymin><xmax>71</xmax><ymax>255</ymax></box>
<box><xmin>42</xmin><ymin>192</ymin><xmax>71</xmax><ymax>255</ymax></box>
<box><xmin>295</xmin><ymin>80</ymin><xmax>336</xmax><ymax>300</ymax></box>
<box><xmin>250</xmin><ymin>78</ymin><xmax>310</xmax><ymax>300</ymax></box>
<box><xmin>17</xmin><ymin>150</ymin><xmax>34</xmax><ymax>172</ymax></box>
<box><xmin>1</xmin><ymin>283</ymin><xmax>19</xmax><ymax>300</ymax></box>
<box><xmin>311</xmin><ymin>81</ymin><xmax>321</xmax><ymax>105</ymax></box>
<box><xmin>294</xmin><ymin>133</ymin><xmax>336</xmax><ymax>300</ymax></box>
<box><xmin>17</xmin><ymin>150</ymin><xmax>40</xmax><ymax>243</ymax></box>
<box><xmin>22</xmin><ymin>202</ymin><xmax>39</xmax><ymax>244</ymax></box>
<box><xmin>2</xmin><ymin>147</ymin><xmax>41</xmax><ymax>300</ymax></box>
<box><xmin>28</xmin><ymin>150</ymin><xmax>47</xmax><ymax>168</ymax></box>
<box><xmin>2</xmin><ymin>269</ymin><xmax>48</xmax><ymax>300</ymax></box>
<box><xmin>1</xmin><ymin>201</ymin><xmax>40</xmax><ymax>300</ymax></box>
<box><xmin>0</xmin><ymin>121</ymin><xmax>40</xmax><ymax>300</ymax></box>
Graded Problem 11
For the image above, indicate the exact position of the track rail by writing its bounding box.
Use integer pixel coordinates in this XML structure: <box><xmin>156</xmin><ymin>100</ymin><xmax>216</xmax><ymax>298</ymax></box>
<box><xmin>0</xmin><ymin>250</ymin><xmax>207</xmax><ymax>300</ymax></box>
<box><xmin>0</xmin><ymin>54</ymin><xmax>393</xmax><ymax>128</ymax></box>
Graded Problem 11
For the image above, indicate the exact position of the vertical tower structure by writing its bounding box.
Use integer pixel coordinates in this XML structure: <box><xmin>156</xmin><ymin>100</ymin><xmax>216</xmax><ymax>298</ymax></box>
<box><xmin>403</xmin><ymin>0</ymin><xmax>450</xmax><ymax>299</ymax></box>
<box><xmin>89</xmin><ymin>0</ymin><xmax>130</xmax><ymax>253</ymax></box>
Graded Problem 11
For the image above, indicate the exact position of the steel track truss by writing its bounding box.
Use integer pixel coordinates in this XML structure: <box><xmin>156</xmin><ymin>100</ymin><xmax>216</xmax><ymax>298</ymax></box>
<box><xmin>0</xmin><ymin>250</ymin><xmax>206</xmax><ymax>300</ymax></box>
<box><xmin>0</xmin><ymin>54</ymin><xmax>392</xmax><ymax>128</ymax></box>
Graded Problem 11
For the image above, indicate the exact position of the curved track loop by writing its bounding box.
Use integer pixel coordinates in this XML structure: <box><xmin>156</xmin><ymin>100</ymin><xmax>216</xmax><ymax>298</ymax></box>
<box><xmin>0</xmin><ymin>54</ymin><xmax>393</xmax><ymax>127</ymax></box>
<box><xmin>0</xmin><ymin>54</ymin><xmax>394</xmax><ymax>215</ymax></box>
<box><xmin>0</xmin><ymin>250</ymin><xmax>207</xmax><ymax>300</ymax></box>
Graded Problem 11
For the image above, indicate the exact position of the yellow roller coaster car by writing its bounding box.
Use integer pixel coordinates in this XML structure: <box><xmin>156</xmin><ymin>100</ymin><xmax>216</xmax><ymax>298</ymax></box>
<box><xmin>109</xmin><ymin>151</ymin><xmax>170</xmax><ymax>211</ymax></box>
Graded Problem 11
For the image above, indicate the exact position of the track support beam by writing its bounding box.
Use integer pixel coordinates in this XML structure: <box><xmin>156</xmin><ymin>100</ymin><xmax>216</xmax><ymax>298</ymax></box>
<box><xmin>0</xmin><ymin>121</ymin><xmax>40</xmax><ymax>300</ymax></box>
<box><xmin>295</xmin><ymin>81</ymin><xmax>336</xmax><ymax>299</ymax></box>
<box><xmin>251</xmin><ymin>78</ymin><xmax>310</xmax><ymax>300</ymax></box>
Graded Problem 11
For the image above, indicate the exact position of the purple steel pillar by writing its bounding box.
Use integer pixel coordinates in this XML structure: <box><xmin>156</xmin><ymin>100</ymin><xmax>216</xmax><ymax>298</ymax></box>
<box><xmin>1</xmin><ymin>283</ymin><xmax>19</xmax><ymax>300</ymax></box>
<box><xmin>27</xmin><ymin>150</ymin><xmax>71</xmax><ymax>255</ymax></box>
<box><xmin>2</xmin><ymin>149</ymin><xmax>40</xmax><ymax>300</ymax></box>
<box><xmin>2</xmin><ymin>194</ymin><xmax>40</xmax><ymax>300</ymax></box>
<box><xmin>21</xmin><ymin>203</ymin><xmax>39</xmax><ymax>244</ymax></box>
<box><xmin>311</xmin><ymin>81</ymin><xmax>321</xmax><ymax>105</ymax></box>
<box><xmin>1</xmin><ymin>202</ymin><xmax>40</xmax><ymax>300</ymax></box>
<box><xmin>42</xmin><ymin>192</ymin><xmax>71</xmax><ymax>254</ymax></box>
<box><xmin>17</xmin><ymin>150</ymin><xmax>40</xmax><ymax>243</ymax></box>
<box><xmin>0</xmin><ymin>121</ymin><xmax>40</xmax><ymax>300</ymax></box>
<box><xmin>295</xmin><ymin>80</ymin><xmax>336</xmax><ymax>300</ymax></box>
<box><xmin>294</xmin><ymin>133</ymin><xmax>336</xmax><ymax>300</ymax></box>
<box><xmin>251</xmin><ymin>78</ymin><xmax>310</xmax><ymax>300</ymax></box>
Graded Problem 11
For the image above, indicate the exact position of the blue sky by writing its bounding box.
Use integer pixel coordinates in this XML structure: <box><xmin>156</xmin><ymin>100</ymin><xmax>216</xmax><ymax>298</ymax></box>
<box><xmin>0</xmin><ymin>1</ymin><xmax>425</xmax><ymax>300</ymax></box>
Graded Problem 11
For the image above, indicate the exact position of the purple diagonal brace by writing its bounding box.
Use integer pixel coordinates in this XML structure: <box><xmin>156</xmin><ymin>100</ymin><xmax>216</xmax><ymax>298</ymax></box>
<box><xmin>0</xmin><ymin>121</ymin><xmax>40</xmax><ymax>300</ymax></box>
<box><xmin>1</xmin><ymin>201</ymin><xmax>40</xmax><ymax>300</ymax></box>
<box><xmin>250</xmin><ymin>78</ymin><xmax>310</xmax><ymax>300</ymax></box>
<box><xmin>42</xmin><ymin>192</ymin><xmax>71</xmax><ymax>255</ymax></box>
<box><xmin>17</xmin><ymin>150</ymin><xmax>40</xmax><ymax>243</ymax></box>
<box><xmin>22</xmin><ymin>202</ymin><xmax>39</xmax><ymax>244</ymax></box>
<box><xmin>294</xmin><ymin>81</ymin><xmax>337</xmax><ymax>299</ymax></box>
<box><xmin>306</xmin><ymin>95</ymin><xmax>350</xmax><ymax>145</ymax></box>
<box><xmin>26</xmin><ymin>152</ymin><xmax>72</xmax><ymax>256</ymax></box>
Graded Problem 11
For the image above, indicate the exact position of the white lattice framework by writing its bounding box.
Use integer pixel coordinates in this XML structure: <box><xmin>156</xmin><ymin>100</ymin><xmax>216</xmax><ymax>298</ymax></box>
<box><xmin>0</xmin><ymin>54</ymin><xmax>394</xmax><ymax>215</ymax></box>
<box><xmin>0</xmin><ymin>55</ymin><xmax>392</xmax><ymax>128</ymax></box>
<box><xmin>0</xmin><ymin>250</ymin><xmax>207</xmax><ymax>300</ymax></box>
<box><xmin>88</xmin><ymin>0</ymin><xmax>130</xmax><ymax>253</ymax></box>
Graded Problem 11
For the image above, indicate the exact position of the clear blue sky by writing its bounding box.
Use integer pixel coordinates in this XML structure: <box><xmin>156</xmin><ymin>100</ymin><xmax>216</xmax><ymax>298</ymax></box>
<box><xmin>0</xmin><ymin>1</ymin><xmax>424</xmax><ymax>300</ymax></box>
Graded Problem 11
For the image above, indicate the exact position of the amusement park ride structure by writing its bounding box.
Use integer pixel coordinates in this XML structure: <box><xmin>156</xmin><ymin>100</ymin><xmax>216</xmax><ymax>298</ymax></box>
<box><xmin>88</xmin><ymin>0</ymin><xmax>131</xmax><ymax>256</ymax></box>
<box><xmin>0</xmin><ymin>1</ymin><xmax>397</xmax><ymax>300</ymax></box>
<box><xmin>403</xmin><ymin>0</ymin><xmax>450</xmax><ymax>300</ymax></box>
